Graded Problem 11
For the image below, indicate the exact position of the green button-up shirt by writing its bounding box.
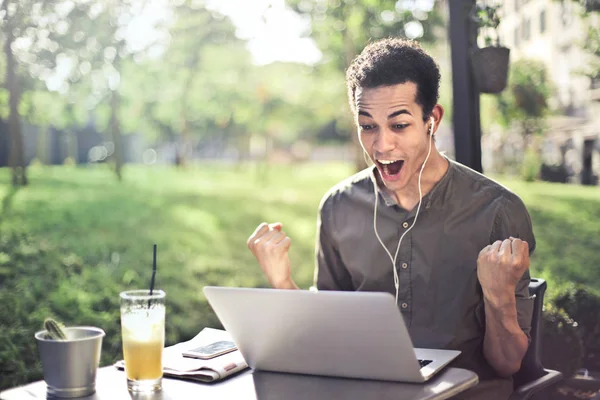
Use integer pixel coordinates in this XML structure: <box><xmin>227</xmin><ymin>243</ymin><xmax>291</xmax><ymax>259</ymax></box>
<box><xmin>315</xmin><ymin>158</ymin><xmax>535</xmax><ymax>399</ymax></box>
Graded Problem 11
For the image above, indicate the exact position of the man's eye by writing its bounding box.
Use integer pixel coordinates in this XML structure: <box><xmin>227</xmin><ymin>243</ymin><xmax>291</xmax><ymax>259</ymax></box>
<box><xmin>360</xmin><ymin>125</ymin><xmax>375</xmax><ymax>131</ymax></box>
<box><xmin>393</xmin><ymin>124</ymin><xmax>409</xmax><ymax>130</ymax></box>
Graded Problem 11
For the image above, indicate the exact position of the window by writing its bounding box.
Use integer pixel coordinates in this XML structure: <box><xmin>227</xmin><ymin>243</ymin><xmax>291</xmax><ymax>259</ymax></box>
<box><xmin>540</xmin><ymin>9</ymin><xmax>546</xmax><ymax>33</ymax></box>
<box><xmin>522</xmin><ymin>18</ymin><xmax>531</xmax><ymax>41</ymax></box>
<box><xmin>561</xmin><ymin>2</ymin><xmax>573</xmax><ymax>26</ymax></box>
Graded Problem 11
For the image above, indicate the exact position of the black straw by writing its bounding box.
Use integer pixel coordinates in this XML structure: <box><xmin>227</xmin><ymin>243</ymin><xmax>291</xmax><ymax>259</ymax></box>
<box><xmin>149</xmin><ymin>244</ymin><xmax>157</xmax><ymax>295</ymax></box>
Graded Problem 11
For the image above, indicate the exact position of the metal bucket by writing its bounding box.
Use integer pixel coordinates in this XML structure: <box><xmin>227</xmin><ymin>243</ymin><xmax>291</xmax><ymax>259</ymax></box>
<box><xmin>35</xmin><ymin>327</ymin><xmax>105</xmax><ymax>398</ymax></box>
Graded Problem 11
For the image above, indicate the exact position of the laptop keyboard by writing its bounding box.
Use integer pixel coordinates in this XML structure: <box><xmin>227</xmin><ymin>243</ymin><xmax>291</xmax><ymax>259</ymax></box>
<box><xmin>418</xmin><ymin>359</ymin><xmax>433</xmax><ymax>368</ymax></box>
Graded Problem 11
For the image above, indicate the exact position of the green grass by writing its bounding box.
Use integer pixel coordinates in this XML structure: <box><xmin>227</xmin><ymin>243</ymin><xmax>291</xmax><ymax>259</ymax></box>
<box><xmin>494</xmin><ymin>176</ymin><xmax>600</xmax><ymax>298</ymax></box>
<box><xmin>0</xmin><ymin>164</ymin><xmax>599</xmax><ymax>390</ymax></box>
<box><xmin>0</xmin><ymin>163</ymin><xmax>352</xmax><ymax>389</ymax></box>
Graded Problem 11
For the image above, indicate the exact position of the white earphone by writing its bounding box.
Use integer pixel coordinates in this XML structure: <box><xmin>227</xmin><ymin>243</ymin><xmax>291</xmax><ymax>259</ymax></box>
<box><xmin>372</xmin><ymin>117</ymin><xmax>435</xmax><ymax>304</ymax></box>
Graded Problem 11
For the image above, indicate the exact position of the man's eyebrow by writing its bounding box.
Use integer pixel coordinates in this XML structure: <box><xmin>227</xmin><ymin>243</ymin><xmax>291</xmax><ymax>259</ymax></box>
<box><xmin>387</xmin><ymin>109</ymin><xmax>411</xmax><ymax>119</ymax></box>
<box><xmin>357</xmin><ymin>109</ymin><xmax>412</xmax><ymax>119</ymax></box>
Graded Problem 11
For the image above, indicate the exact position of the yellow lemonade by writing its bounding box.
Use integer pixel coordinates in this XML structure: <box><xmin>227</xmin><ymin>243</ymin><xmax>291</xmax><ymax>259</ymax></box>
<box><xmin>122</xmin><ymin>337</ymin><xmax>163</xmax><ymax>380</ymax></box>
<box><xmin>121</xmin><ymin>307</ymin><xmax>165</xmax><ymax>382</ymax></box>
<box><xmin>120</xmin><ymin>290</ymin><xmax>166</xmax><ymax>393</ymax></box>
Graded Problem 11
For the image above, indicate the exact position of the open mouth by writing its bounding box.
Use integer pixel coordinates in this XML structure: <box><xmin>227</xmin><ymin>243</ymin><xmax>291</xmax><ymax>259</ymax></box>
<box><xmin>376</xmin><ymin>159</ymin><xmax>405</xmax><ymax>178</ymax></box>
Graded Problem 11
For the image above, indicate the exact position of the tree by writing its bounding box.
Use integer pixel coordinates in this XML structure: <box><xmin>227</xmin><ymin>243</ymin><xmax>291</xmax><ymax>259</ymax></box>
<box><xmin>497</xmin><ymin>59</ymin><xmax>552</xmax><ymax>140</ymax></box>
<box><xmin>551</xmin><ymin>1</ymin><xmax>600</xmax><ymax>82</ymax></box>
<box><xmin>0</xmin><ymin>0</ymin><xmax>99</xmax><ymax>184</ymax></box>
<box><xmin>580</xmin><ymin>6</ymin><xmax>600</xmax><ymax>84</ymax></box>
<box><xmin>79</xmin><ymin>0</ymin><xmax>166</xmax><ymax>180</ymax></box>
<box><xmin>496</xmin><ymin>59</ymin><xmax>553</xmax><ymax>180</ymax></box>
<box><xmin>285</xmin><ymin>0</ymin><xmax>444</xmax><ymax>169</ymax></box>
<box><xmin>121</xmin><ymin>1</ymin><xmax>255</xmax><ymax>166</ymax></box>
<box><xmin>288</xmin><ymin>0</ymin><xmax>442</xmax><ymax>70</ymax></box>
<box><xmin>1</xmin><ymin>0</ymin><xmax>56</xmax><ymax>185</ymax></box>
<box><xmin>156</xmin><ymin>1</ymin><xmax>239</xmax><ymax>166</ymax></box>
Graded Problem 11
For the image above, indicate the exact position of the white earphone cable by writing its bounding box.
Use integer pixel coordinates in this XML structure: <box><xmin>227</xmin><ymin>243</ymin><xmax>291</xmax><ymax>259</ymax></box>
<box><xmin>372</xmin><ymin>121</ymin><xmax>434</xmax><ymax>305</ymax></box>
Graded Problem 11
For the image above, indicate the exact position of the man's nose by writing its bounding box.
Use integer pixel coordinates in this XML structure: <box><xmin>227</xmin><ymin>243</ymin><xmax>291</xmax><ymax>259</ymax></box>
<box><xmin>373</xmin><ymin>129</ymin><xmax>396</xmax><ymax>154</ymax></box>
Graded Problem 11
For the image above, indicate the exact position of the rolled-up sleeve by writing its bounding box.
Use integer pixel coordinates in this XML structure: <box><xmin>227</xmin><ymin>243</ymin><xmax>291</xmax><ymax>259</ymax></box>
<box><xmin>314</xmin><ymin>195</ymin><xmax>354</xmax><ymax>291</ymax></box>
<box><xmin>491</xmin><ymin>194</ymin><xmax>536</xmax><ymax>255</ymax></box>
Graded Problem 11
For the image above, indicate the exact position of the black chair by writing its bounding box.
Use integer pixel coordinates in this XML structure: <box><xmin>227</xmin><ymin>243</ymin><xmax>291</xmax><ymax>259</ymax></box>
<box><xmin>510</xmin><ymin>278</ymin><xmax>564</xmax><ymax>400</ymax></box>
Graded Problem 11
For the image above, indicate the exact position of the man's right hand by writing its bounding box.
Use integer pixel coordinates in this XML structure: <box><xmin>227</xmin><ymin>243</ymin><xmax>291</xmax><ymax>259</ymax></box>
<box><xmin>247</xmin><ymin>222</ymin><xmax>298</xmax><ymax>290</ymax></box>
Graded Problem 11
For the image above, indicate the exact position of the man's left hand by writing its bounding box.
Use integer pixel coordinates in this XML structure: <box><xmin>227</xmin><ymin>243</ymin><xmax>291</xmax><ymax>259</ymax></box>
<box><xmin>477</xmin><ymin>238</ymin><xmax>530</xmax><ymax>306</ymax></box>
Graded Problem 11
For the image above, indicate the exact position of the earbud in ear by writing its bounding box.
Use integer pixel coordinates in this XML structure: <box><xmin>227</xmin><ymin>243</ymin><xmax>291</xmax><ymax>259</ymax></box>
<box><xmin>429</xmin><ymin>117</ymin><xmax>435</xmax><ymax>135</ymax></box>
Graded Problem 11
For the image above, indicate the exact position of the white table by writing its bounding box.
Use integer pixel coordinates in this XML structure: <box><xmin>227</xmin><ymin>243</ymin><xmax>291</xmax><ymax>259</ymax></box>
<box><xmin>0</xmin><ymin>366</ymin><xmax>478</xmax><ymax>400</ymax></box>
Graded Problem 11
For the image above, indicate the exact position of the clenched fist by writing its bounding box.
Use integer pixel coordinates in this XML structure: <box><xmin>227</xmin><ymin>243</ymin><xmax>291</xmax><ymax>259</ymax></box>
<box><xmin>247</xmin><ymin>222</ymin><xmax>296</xmax><ymax>289</ymax></box>
<box><xmin>477</xmin><ymin>237</ymin><xmax>530</xmax><ymax>306</ymax></box>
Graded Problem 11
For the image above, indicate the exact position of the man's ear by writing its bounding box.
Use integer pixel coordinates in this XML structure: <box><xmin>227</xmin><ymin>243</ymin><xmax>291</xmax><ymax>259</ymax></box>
<box><xmin>429</xmin><ymin>104</ymin><xmax>444</xmax><ymax>136</ymax></box>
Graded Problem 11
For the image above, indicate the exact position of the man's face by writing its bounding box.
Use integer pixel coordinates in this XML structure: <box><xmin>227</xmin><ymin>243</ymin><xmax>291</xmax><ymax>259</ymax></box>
<box><xmin>356</xmin><ymin>82</ymin><xmax>432</xmax><ymax>193</ymax></box>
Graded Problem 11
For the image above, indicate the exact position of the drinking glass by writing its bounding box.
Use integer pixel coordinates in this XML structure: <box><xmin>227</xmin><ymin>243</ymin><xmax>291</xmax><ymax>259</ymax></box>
<box><xmin>120</xmin><ymin>290</ymin><xmax>166</xmax><ymax>393</ymax></box>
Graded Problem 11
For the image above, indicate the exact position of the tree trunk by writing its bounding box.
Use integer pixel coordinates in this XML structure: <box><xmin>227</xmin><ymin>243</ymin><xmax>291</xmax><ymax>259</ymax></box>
<box><xmin>110</xmin><ymin>89</ymin><xmax>123</xmax><ymax>181</ymax></box>
<box><xmin>177</xmin><ymin>119</ymin><xmax>190</xmax><ymax>168</ymax></box>
<box><xmin>178</xmin><ymin>62</ymin><xmax>199</xmax><ymax>168</ymax></box>
<box><xmin>341</xmin><ymin>7</ymin><xmax>367</xmax><ymax>173</ymax></box>
<box><xmin>5</xmin><ymin>33</ymin><xmax>28</xmax><ymax>186</ymax></box>
<box><xmin>235</xmin><ymin>132</ymin><xmax>250</xmax><ymax>169</ymax></box>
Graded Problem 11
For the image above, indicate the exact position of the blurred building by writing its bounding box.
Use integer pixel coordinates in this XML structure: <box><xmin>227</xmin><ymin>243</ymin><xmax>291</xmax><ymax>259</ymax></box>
<box><xmin>497</xmin><ymin>0</ymin><xmax>600</xmax><ymax>184</ymax></box>
<box><xmin>500</xmin><ymin>0</ymin><xmax>590</xmax><ymax>116</ymax></box>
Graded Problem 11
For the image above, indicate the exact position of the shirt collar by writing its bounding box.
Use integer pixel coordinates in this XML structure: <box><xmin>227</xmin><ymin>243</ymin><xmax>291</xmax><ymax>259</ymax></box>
<box><xmin>368</xmin><ymin>155</ymin><xmax>455</xmax><ymax>211</ymax></box>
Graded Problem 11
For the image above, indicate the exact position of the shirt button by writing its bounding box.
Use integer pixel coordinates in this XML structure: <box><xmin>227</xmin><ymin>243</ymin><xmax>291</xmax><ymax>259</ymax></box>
<box><xmin>401</xmin><ymin>303</ymin><xmax>408</xmax><ymax>309</ymax></box>
<box><xmin>402</xmin><ymin>222</ymin><xmax>409</xmax><ymax>228</ymax></box>
<box><xmin>401</xmin><ymin>262</ymin><xmax>408</xmax><ymax>269</ymax></box>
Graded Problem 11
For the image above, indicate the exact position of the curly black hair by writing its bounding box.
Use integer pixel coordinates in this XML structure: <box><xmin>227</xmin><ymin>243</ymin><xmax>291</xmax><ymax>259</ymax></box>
<box><xmin>346</xmin><ymin>37</ymin><xmax>441</xmax><ymax>122</ymax></box>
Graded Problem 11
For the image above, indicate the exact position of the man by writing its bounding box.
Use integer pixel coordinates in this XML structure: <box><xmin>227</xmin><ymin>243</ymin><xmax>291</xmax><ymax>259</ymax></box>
<box><xmin>247</xmin><ymin>38</ymin><xmax>534</xmax><ymax>400</ymax></box>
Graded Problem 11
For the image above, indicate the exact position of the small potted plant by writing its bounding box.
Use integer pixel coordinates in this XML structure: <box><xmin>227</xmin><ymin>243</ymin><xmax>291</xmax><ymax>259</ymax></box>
<box><xmin>470</xmin><ymin>3</ymin><xmax>510</xmax><ymax>94</ymax></box>
<box><xmin>35</xmin><ymin>318</ymin><xmax>105</xmax><ymax>398</ymax></box>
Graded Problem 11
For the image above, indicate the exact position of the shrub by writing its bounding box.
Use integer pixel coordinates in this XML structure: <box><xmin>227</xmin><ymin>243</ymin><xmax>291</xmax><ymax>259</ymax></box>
<box><xmin>540</xmin><ymin>306</ymin><xmax>584</xmax><ymax>378</ymax></box>
<box><xmin>554</xmin><ymin>287</ymin><xmax>600</xmax><ymax>372</ymax></box>
<box><xmin>521</xmin><ymin>147</ymin><xmax>541</xmax><ymax>182</ymax></box>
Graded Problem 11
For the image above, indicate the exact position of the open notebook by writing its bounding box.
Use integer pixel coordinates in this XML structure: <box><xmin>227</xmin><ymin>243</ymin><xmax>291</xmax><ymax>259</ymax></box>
<box><xmin>114</xmin><ymin>328</ymin><xmax>248</xmax><ymax>383</ymax></box>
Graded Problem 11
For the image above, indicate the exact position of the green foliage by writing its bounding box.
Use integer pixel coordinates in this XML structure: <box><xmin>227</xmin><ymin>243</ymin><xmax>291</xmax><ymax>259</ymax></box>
<box><xmin>0</xmin><ymin>0</ymin><xmax>450</xmax><ymax>172</ymax></box>
<box><xmin>285</xmin><ymin>0</ymin><xmax>445</xmax><ymax>141</ymax></box>
<box><xmin>554</xmin><ymin>287</ymin><xmax>600</xmax><ymax>343</ymax></box>
<box><xmin>493</xmin><ymin>60</ymin><xmax>552</xmax><ymax>180</ymax></box>
<box><xmin>0</xmin><ymin>0</ymin><xmax>95</xmax><ymax>127</ymax></box>
<box><xmin>520</xmin><ymin>147</ymin><xmax>541</xmax><ymax>182</ymax></box>
<box><xmin>288</xmin><ymin>0</ymin><xmax>443</xmax><ymax>71</ymax></box>
<box><xmin>553</xmin><ymin>286</ymin><xmax>600</xmax><ymax>370</ymax></box>
<box><xmin>539</xmin><ymin>283</ymin><xmax>600</xmax><ymax>375</ymax></box>
<box><xmin>134</xmin><ymin>3</ymin><xmax>243</xmax><ymax>140</ymax></box>
<box><xmin>1</xmin><ymin>165</ymin><xmax>599</xmax><ymax>389</ymax></box>
<box><xmin>470</xmin><ymin>3</ymin><xmax>502</xmax><ymax>46</ymax></box>
<box><xmin>540</xmin><ymin>306</ymin><xmax>584</xmax><ymax>377</ymax></box>
<box><xmin>511</xmin><ymin>64</ymin><xmax>551</xmax><ymax>120</ymax></box>
<box><xmin>0</xmin><ymin>163</ymin><xmax>353</xmax><ymax>389</ymax></box>
<box><xmin>581</xmin><ymin>12</ymin><xmax>600</xmax><ymax>81</ymax></box>
<box><xmin>497</xmin><ymin>59</ymin><xmax>553</xmax><ymax>133</ymax></box>
<box><xmin>495</xmin><ymin>176</ymin><xmax>600</xmax><ymax>297</ymax></box>
<box><xmin>471</xmin><ymin>4</ymin><xmax>501</xmax><ymax>29</ymax></box>
<box><xmin>0</xmin><ymin>228</ymin><xmax>75</xmax><ymax>388</ymax></box>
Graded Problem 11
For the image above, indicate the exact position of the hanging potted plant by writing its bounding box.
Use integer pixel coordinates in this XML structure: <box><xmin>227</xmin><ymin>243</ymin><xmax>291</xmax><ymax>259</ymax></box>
<box><xmin>470</xmin><ymin>3</ymin><xmax>510</xmax><ymax>94</ymax></box>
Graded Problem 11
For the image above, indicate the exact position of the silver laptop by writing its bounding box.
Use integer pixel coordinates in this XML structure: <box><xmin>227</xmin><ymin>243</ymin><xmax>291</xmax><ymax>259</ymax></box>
<box><xmin>203</xmin><ymin>287</ymin><xmax>460</xmax><ymax>383</ymax></box>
